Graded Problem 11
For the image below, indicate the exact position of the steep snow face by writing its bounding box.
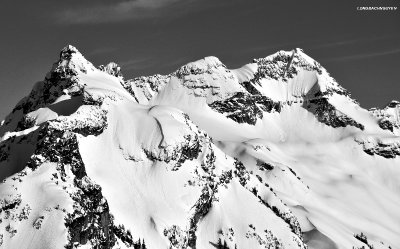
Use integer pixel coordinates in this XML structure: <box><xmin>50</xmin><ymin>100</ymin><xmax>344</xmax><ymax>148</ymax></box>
<box><xmin>0</xmin><ymin>45</ymin><xmax>399</xmax><ymax>249</ymax></box>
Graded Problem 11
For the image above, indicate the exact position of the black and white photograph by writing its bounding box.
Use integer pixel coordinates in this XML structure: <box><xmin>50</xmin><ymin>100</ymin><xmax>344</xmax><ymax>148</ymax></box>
<box><xmin>0</xmin><ymin>0</ymin><xmax>399</xmax><ymax>248</ymax></box>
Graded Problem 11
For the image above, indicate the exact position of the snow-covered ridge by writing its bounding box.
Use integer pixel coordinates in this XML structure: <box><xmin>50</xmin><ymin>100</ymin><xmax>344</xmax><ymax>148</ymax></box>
<box><xmin>0</xmin><ymin>45</ymin><xmax>399</xmax><ymax>249</ymax></box>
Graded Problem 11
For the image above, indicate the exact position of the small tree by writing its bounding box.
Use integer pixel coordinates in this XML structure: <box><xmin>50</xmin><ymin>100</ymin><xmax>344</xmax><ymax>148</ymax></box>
<box><xmin>217</xmin><ymin>238</ymin><xmax>222</xmax><ymax>249</ymax></box>
<box><xmin>223</xmin><ymin>240</ymin><xmax>228</xmax><ymax>249</ymax></box>
<box><xmin>141</xmin><ymin>239</ymin><xmax>147</xmax><ymax>249</ymax></box>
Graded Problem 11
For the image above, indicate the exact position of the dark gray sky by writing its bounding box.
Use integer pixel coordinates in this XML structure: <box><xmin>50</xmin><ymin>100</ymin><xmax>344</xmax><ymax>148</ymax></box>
<box><xmin>1</xmin><ymin>0</ymin><xmax>399</xmax><ymax>120</ymax></box>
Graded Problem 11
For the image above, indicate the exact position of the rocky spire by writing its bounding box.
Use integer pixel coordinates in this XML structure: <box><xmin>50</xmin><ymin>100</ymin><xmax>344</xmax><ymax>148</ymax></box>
<box><xmin>46</xmin><ymin>45</ymin><xmax>96</xmax><ymax>80</ymax></box>
<box><xmin>99</xmin><ymin>62</ymin><xmax>123</xmax><ymax>78</ymax></box>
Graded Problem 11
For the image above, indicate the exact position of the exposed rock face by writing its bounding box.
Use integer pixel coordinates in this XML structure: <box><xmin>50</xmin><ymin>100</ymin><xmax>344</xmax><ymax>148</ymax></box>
<box><xmin>122</xmin><ymin>74</ymin><xmax>170</xmax><ymax>104</ymax></box>
<box><xmin>209</xmin><ymin>93</ymin><xmax>281</xmax><ymax>125</ymax></box>
<box><xmin>303</xmin><ymin>98</ymin><xmax>365</xmax><ymax>130</ymax></box>
<box><xmin>0</xmin><ymin>45</ymin><xmax>399</xmax><ymax>249</ymax></box>
<box><xmin>99</xmin><ymin>62</ymin><xmax>123</xmax><ymax>78</ymax></box>
<box><xmin>356</xmin><ymin>137</ymin><xmax>400</xmax><ymax>159</ymax></box>
<box><xmin>370</xmin><ymin>100</ymin><xmax>400</xmax><ymax>135</ymax></box>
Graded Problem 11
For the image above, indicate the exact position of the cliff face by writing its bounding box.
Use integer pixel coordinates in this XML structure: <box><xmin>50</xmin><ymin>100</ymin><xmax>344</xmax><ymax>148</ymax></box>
<box><xmin>0</xmin><ymin>46</ymin><xmax>399</xmax><ymax>249</ymax></box>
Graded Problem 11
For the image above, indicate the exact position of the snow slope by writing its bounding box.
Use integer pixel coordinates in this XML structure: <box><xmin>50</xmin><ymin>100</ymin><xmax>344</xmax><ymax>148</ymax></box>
<box><xmin>0</xmin><ymin>45</ymin><xmax>399</xmax><ymax>249</ymax></box>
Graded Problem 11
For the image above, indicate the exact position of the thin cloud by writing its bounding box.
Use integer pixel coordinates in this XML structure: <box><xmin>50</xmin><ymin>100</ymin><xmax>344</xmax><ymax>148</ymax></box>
<box><xmin>56</xmin><ymin>0</ymin><xmax>196</xmax><ymax>24</ymax></box>
<box><xmin>119</xmin><ymin>57</ymin><xmax>157</xmax><ymax>71</ymax></box>
<box><xmin>88</xmin><ymin>47</ymin><xmax>117</xmax><ymax>56</ymax></box>
<box><xmin>312</xmin><ymin>35</ymin><xmax>396</xmax><ymax>49</ymax></box>
<box><xmin>312</xmin><ymin>39</ymin><xmax>361</xmax><ymax>49</ymax></box>
<box><xmin>242</xmin><ymin>41</ymin><xmax>306</xmax><ymax>54</ymax></box>
<box><xmin>244</xmin><ymin>35</ymin><xmax>397</xmax><ymax>56</ymax></box>
<box><xmin>326</xmin><ymin>48</ymin><xmax>400</xmax><ymax>62</ymax></box>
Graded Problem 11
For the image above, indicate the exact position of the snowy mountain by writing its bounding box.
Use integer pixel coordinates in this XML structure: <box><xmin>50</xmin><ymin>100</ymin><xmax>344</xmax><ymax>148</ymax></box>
<box><xmin>0</xmin><ymin>45</ymin><xmax>399</xmax><ymax>249</ymax></box>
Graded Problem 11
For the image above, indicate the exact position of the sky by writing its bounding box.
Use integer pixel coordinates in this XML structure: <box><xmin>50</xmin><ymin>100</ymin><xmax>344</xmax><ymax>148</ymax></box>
<box><xmin>0</xmin><ymin>0</ymin><xmax>399</xmax><ymax>120</ymax></box>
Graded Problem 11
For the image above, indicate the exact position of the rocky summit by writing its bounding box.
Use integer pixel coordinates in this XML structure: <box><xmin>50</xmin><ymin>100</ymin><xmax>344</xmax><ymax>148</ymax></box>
<box><xmin>0</xmin><ymin>45</ymin><xmax>399</xmax><ymax>249</ymax></box>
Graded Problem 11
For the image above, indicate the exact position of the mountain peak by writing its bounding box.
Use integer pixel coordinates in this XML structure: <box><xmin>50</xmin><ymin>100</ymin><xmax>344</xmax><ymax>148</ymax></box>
<box><xmin>253</xmin><ymin>48</ymin><xmax>322</xmax><ymax>81</ymax></box>
<box><xmin>175</xmin><ymin>56</ymin><xmax>225</xmax><ymax>78</ymax></box>
<box><xmin>46</xmin><ymin>45</ymin><xmax>95</xmax><ymax>79</ymax></box>
<box><xmin>59</xmin><ymin>45</ymin><xmax>80</xmax><ymax>60</ymax></box>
